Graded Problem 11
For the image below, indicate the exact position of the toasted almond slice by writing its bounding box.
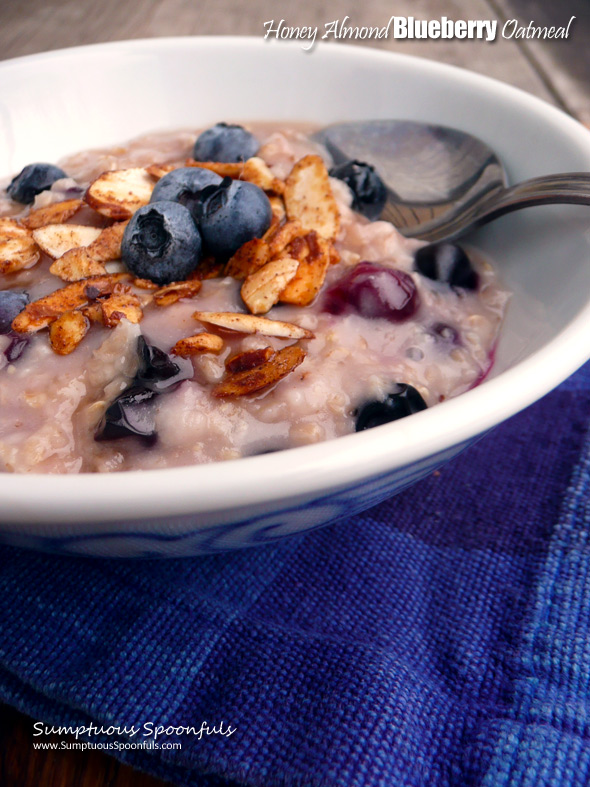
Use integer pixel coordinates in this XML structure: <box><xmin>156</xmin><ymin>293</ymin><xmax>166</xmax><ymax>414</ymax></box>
<box><xmin>268</xmin><ymin>196</ymin><xmax>286</xmax><ymax>227</ymax></box>
<box><xmin>172</xmin><ymin>333</ymin><xmax>224</xmax><ymax>356</ymax></box>
<box><xmin>225</xmin><ymin>347</ymin><xmax>274</xmax><ymax>374</ymax></box>
<box><xmin>191</xmin><ymin>256</ymin><xmax>226</xmax><ymax>280</ymax></box>
<box><xmin>85</xmin><ymin>168</ymin><xmax>154</xmax><ymax>219</ymax></box>
<box><xmin>329</xmin><ymin>245</ymin><xmax>340</xmax><ymax>266</ymax></box>
<box><xmin>213</xmin><ymin>345</ymin><xmax>305</xmax><ymax>398</ymax></box>
<box><xmin>192</xmin><ymin>311</ymin><xmax>313</xmax><ymax>340</ymax></box>
<box><xmin>12</xmin><ymin>273</ymin><xmax>130</xmax><ymax>332</ymax></box>
<box><xmin>32</xmin><ymin>224</ymin><xmax>102</xmax><ymax>259</ymax></box>
<box><xmin>86</xmin><ymin>220</ymin><xmax>129</xmax><ymax>262</ymax></box>
<box><xmin>225</xmin><ymin>237</ymin><xmax>270</xmax><ymax>280</ymax></box>
<box><xmin>186</xmin><ymin>160</ymin><xmax>244</xmax><ymax>178</ymax></box>
<box><xmin>153</xmin><ymin>279</ymin><xmax>203</xmax><ymax>307</ymax></box>
<box><xmin>101</xmin><ymin>289</ymin><xmax>143</xmax><ymax>327</ymax></box>
<box><xmin>133</xmin><ymin>277</ymin><xmax>159</xmax><ymax>290</ymax></box>
<box><xmin>280</xmin><ymin>232</ymin><xmax>331</xmax><ymax>307</ymax></box>
<box><xmin>241</xmin><ymin>158</ymin><xmax>285</xmax><ymax>194</ymax></box>
<box><xmin>48</xmin><ymin>310</ymin><xmax>89</xmax><ymax>355</ymax></box>
<box><xmin>264</xmin><ymin>219</ymin><xmax>304</xmax><ymax>258</ymax></box>
<box><xmin>0</xmin><ymin>221</ymin><xmax>40</xmax><ymax>273</ymax></box>
<box><xmin>81</xmin><ymin>302</ymin><xmax>104</xmax><ymax>324</ymax></box>
<box><xmin>22</xmin><ymin>198</ymin><xmax>83</xmax><ymax>230</ymax></box>
<box><xmin>284</xmin><ymin>154</ymin><xmax>340</xmax><ymax>240</ymax></box>
<box><xmin>241</xmin><ymin>256</ymin><xmax>299</xmax><ymax>315</ymax></box>
<box><xmin>146</xmin><ymin>163</ymin><xmax>176</xmax><ymax>180</ymax></box>
<box><xmin>0</xmin><ymin>218</ymin><xmax>28</xmax><ymax>237</ymax></box>
<box><xmin>50</xmin><ymin>248</ymin><xmax>108</xmax><ymax>282</ymax></box>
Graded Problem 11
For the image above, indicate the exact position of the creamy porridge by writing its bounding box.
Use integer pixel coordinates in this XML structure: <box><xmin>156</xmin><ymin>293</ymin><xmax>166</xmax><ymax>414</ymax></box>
<box><xmin>0</xmin><ymin>124</ymin><xmax>509</xmax><ymax>473</ymax></box>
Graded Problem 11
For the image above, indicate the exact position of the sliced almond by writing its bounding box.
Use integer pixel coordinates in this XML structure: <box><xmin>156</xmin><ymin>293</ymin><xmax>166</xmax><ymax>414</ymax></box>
<box><xmin>172</xmin><ymin>333</ymin><xmax>224</xmax><ymax>356</ymax></box>
<box><xmin>146</xmin><ymin>163</ymin><xmax>176</xmax><ymax>180</ymax></box>
<box><xmin>12</xmin><ymin>273</ymin><xmax>130</xmax><ymax>332</ymax></box>
<box><xmin>225</xmin><ymin>237</ymin><xmax>270</xmax><ymax>280</ymax></box>
<box><xmin>32</xmin><ymin>224</ymin><xmax>102</xmax><ymax>259</ymax></box>
<box><xmin>85</xmin><ymin>220</ymin><xmax>129</xmax><ymax>262</ymax></box>
<box><xmin>48</xmin><ymin>310</ymin><xmax>89</xmax><ymax>355</ymax></box>
<box><xmin>241</xmin><ymin>158</ymin><xmax>285</xmax><ymax>194</ymax></box>
<box><xmin>192</xmin><ymin>311</ymin><xmax>313</xmax><ymax>340</ymax></box>
<box><xmin>0</xmin><ymin>219</ymin><xmax>40</xmax><ymax>274</ymax></box>
<box><xmin>186</xmin><ymin>160</ymin><xmax>244</xmax><ymax>178</ymax></box>
<box><xmin>100</xmin><ymin>289</ymin><xmax>143</xmax><ymax>327</ymax></box>
<box><xmin>213</xmin><ymin>345</ymin><xmax>305</xmax><ymax>398</ymax></box>
<box><xmin>85</xmin><ymin>168</ymin><xmax>154</xmax><ymax>220</ymax></box>
<box><xmin>241</xmin><ymin>257</ymin><xmax>299</xmax><ymax>315</ymax></box>
<box><xmin>280</xmin><ymin>232</ymin><xmax>331</xmax><ymax>307</ymax></box>
<box><xmin>81</xmin><ymin>302</ymin><xmax>104</xmax><ymax>324</ymax></box>
<box><xmin>22</xmin><ymin>198</ymin><xmax>84</xmax><ymax>230</ymax></box>
<box><xmin>50</xmin><ymin>248</ymin><xmax>108</xmax><ymax>282</ymax></box>
<box><xmin>284</xmin><ymin>154</ymin><xmax>340</xmax><ymax>240</ymax></box>
<box><xmin>264</xmin><ymin>219</ymin><xmax>304</xmax><ymax>258</ymax></box>
<box><xmin>268</xmin><ymin>196</ymin><xmax>286</xmax><ymax>227</ymax></box>
<box><xmin>153</xmin><ymin>279</ymin><xmax>202</xmax><ymax>307</ymax></box>
<box><xmin>225</xmin><ymin>347</ymin><xmax>274</xmax><ymax>374</ymax></box>
<box><xmin>133</xmin><ymin>277</ymin><xmax>159</xmax><ymax>290</ymax></box>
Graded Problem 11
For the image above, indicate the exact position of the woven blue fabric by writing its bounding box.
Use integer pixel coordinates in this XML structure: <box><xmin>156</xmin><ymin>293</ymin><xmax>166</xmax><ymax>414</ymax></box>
<box><xmin>1</xmin><ymin>362</ymin><xmax>590</xmax><ymax>787</ymax></box>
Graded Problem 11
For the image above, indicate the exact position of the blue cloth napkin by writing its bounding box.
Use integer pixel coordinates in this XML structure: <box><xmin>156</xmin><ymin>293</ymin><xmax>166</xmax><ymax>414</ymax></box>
<box><xmin>1</xmin><ymin>361</ymin><xmax>590</xmax><ymax>787</ymax></box>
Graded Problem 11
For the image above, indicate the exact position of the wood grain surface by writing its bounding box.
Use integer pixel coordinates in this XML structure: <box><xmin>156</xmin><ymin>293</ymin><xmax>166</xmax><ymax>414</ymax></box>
<box><xmin>0</xmin><ymin>1</ymin><xmax>588</xmax><ymax>785</ymax></box>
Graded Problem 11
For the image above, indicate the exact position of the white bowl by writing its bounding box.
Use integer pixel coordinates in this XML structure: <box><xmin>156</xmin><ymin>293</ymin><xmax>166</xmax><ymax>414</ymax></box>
<box><xmin>1</xmin><ymin>37</ymin><xmax>590</xmax><ymax>556</ymax></box>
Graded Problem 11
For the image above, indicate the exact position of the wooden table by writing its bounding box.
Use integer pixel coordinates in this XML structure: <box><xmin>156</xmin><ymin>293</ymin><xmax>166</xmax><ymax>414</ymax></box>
<box><xmin>0</xmin><ymin>1</ymin><xmax>588</xmax><ymax>785</ymax></box>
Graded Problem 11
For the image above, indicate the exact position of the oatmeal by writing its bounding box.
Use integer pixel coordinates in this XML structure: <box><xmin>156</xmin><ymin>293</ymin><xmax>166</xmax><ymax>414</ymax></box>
<box><xmin>0</xmin><ymin>123</ymin><xmax>509</xmax><ymax>473</ymax></box>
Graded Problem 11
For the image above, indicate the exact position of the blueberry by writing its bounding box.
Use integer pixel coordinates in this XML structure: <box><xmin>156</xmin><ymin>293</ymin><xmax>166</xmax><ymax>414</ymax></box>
<box><xmin>150</xmin><ymin>167</ymin><xmax>222</xmax><ymax>221</ymax></box>
<box><xmin>0</xmin><ymin>290</ymin><xmax>29</xmax><ymax>334</ymax></box>
<box><xmin>414</xmin><ymin>243</ymin><xmax>479</xmax><ymax>290</ymax></box>
<box><xmin>329</xmin><ymin>160</ymin><xmax>387</xmax><ymax>221</ymax></box>
<box><xmin>121</xmin><ymin>201</ymin><xmax>202</xmax><ymax>285</ymax></box>
<box><xmin>95</xmin><ymin>337</ymin><xmax>193</xmax><ymax>443</ymax></box>
<box><xmin>193</xmin><ymin>123</ymin><xmax>259</xmax><ymax>163</ymax></box>
<box><xmin>323</xmin><ymin>261</ymin><xmax>419</xmax><ymax>322</ymax></box>
<box><xmin>197</xmin><ymin>178</ymin><xmax>272</xmax><ymax>260</ymax></box>
<box><xmin>135</xmin><ymin>335</ymin><xmax>193</xmax><ymax>393</ymax></box>
<box><xmin>7</xmin><ymin>163</ymin><xmax>67</xmax><ymax>204</ymax></box>
<box><xmin>4</xmin><ymin>335</ymin><xmax>29</xmax><ymax>363</ymax></box>
<box><xmin>355</xmin><ymin>384</ymin><xmax>427</xmax><ymax>432</ymax></box>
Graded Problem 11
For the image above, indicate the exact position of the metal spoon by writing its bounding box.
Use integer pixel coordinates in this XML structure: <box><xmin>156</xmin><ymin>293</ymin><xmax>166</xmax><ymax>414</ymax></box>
<box><xmin>314</xmin><ymin>120</ymin><xmax>590</xmax><ymax>243</ymax></box>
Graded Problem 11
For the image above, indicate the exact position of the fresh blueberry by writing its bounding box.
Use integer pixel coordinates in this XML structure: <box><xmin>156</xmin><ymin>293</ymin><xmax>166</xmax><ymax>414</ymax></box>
<box><xmin>355</xmin><ymin>384</ymin><xmax>428</xmax><ymax>432</ymax></box>
<box><xmin>0</xmin><ymin>290</ymin><xmax>29</xmax><ymax>334</ymax></box>
<box><xmin>4</xmin><ymin>335</ymin><xmax>29</xmax><ymax>363</ymax></box>
<box><xmin>150</xmin><ymin>167</ymin><xmax>222</xmax><ymax>221</ymax></box>
<box><xmin>197</xmin><ymin>178</ymin><xmax>272</xmax><ymax>260</ymax></box>
<box><xmin>323</xmin><ymin>261</ymin><xmax>419</xmax><ymax>322</ymax></box>
<box><xmin>121</xmin><ymin>201</ymin><xmax>202</xmax><ymax>285</ymax></box>
<box><xmin>329</xmin><ymin>160</ymin><xmax>387</xmax><ymax>221</ymax></box>
<box><xmin>414</xmin><ymin>243</ymin><xmax>479</xmax><ymax>290</ymax></box>
<box><xmin>95</xmin><ymin>337</ymin><xmax>193</xmax><ymax>443</ymax></box>
<box><xmin>7</xmin><ymin>163</ymin><xmax>67</xmax><ymax>204</ymax></box>
<box><xmin>193</xmin><ymin>123</ymin><xmax>259</xmax><ymax>163</ymax></box>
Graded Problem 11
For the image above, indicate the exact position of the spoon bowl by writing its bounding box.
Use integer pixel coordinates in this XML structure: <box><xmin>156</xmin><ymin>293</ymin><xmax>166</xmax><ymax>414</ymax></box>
<box><xmin>315</xmin><ymin>120</ymin><xmax>590</xmax><ymax>242</ymax></box>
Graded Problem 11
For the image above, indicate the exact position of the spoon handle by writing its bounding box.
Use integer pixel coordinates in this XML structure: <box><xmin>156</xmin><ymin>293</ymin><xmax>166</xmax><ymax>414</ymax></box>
<box><xmin>411</xmin><ymin>173</ymin><xmax>590</xmax><ymax>242</ymax></box>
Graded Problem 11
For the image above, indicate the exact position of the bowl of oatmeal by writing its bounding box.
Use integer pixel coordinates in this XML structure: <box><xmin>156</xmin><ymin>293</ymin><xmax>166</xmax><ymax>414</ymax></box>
<box><xmin>1</xmin><ymin>38</ymin><xmax>590</xmax><ymax>556</ymax></box>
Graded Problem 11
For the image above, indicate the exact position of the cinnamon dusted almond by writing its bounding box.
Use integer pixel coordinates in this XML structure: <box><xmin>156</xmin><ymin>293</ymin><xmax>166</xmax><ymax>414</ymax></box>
<box><xmin>48</xmin><ymin>310</ymin><xmax>89</xmax><ymax>355</ymax></box>
<box><xmin>172</xmin><ymin>333</ymin><xmax>224</xmax><ymax>356</ymax></box>
<box><xmin>133</xmin><ymin>277</ymin><xmax>159</xmax><ymax>290</ymax></box>
<box><xmin>85</xmin><ymin>220</ymin><xmax>129</xmax><ymax>262</ymax></box>
<box><xmin>32</xmin><ymin>224</ymin><xmax>102</xmax><ymax>260</ymax></box>
<box><xmin>225</xmin><ymin>238</ymin><xmax>270</xmax><ymax>280</ymax></box>
<box><xmin>264</xmin><ymin>219</ymin><xmax>304</xmax><ymax>258</ymax></box>
<box><xmin>50</xmin><ymin>248</ymin><xmax>108</xmax><ymax>282</ymax></box>
<box><xmin>0</xmin><ymin>218</ymin><xmax>40</xmax><ymax>274</ymax></box>
<box><xmin>241</xmin><ymin>256</ymin><xmax>299</xmax><ymax>315</ymax></box>
<box><xmin>153</xmin><ymin>279</ymin><xmax>202</xmax><ymax>307</ymax></box>
<box><xmin>186</xmin><ymin>160</ymin><xmax>244</xmax><ymax>178</ymax></box>
<box><xmin>284</xmin><ymin>154</ymin><xmax>340</xmax><ymax>240</ymax></box>
<box><xmin>12</xmin><ymin>273</ymin><xmax>130</xmax><ymax>332</ymax></box>
<box><xmin>279</xmin><ymin>232</ymin><xmax>332</xmax><ymax>307</ymax></box>
<box><xmin>146</xmin><ymin>163</ymin><xmax>176</xmax><ymax>180</ymax></box>
<box><xmin>268</xmin><ymin>196</ymin><xmax>286</xmax><ymax>227</ymax></box>
<box><xmin>22</xmin><ymin>198</ymin><xmax>83</xmax><ymax>230</ymax></box>
<box><xmin>192</xmin><ymin>311</ymin><xmax>313</xmax><ymax>340</ymax></box>
<box><xmin>225</xmin><ymin>347</ymin><xmax>274</xmax><ymax>374</ymax></box>
<box><xmin>85</xmin><ymin>167</ymin><xmax>154</xmax><ymax>219</ymax></box>
<box><xmin>241</xmin><ymin>157</ymin><xmax>285</xmax><ymax>194</ymax></box>
<box><xmin>100</xmin><ymin>288</ymin><xmax>143</xmax><ymax>327</ymax></box>
<box><xmin>213</xmin><ymin>345</ymin><xmax>305</xmax><ymax>398</ymax></box>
